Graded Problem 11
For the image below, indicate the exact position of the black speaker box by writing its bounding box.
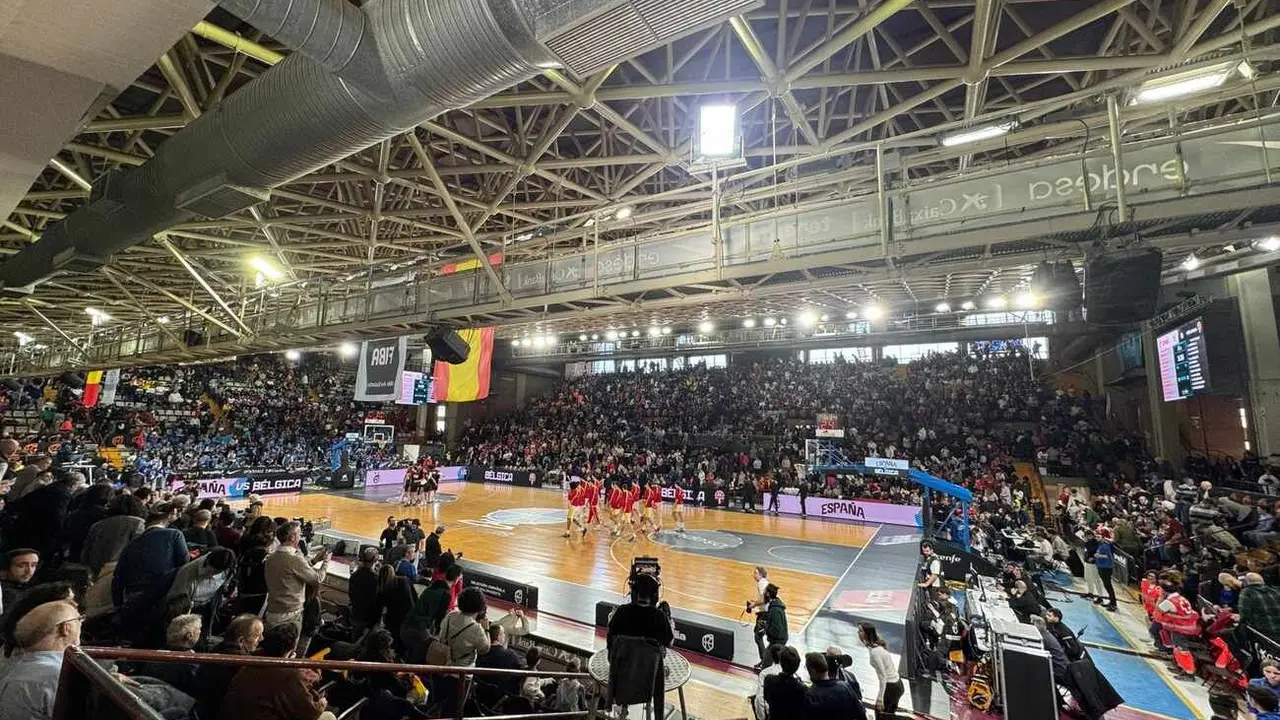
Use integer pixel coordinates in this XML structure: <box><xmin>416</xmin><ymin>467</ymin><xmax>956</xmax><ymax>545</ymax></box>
<box><xmin>59</xmin><ymin>372</ymin><xmax>85</xmax><ymax>389</ymax></box>
<box><xmin>1031</xmin><ymin>260</ymin><xmax>1082</xmax><ymax>307</ymax></box>
<box><xmin>426</xmin><ymin>328</ymin><xmax>470</xmax><ymax>365</ymax></box>
<box><xmin>1084</xmin><ymin>247</ymin><xmax>1163</xmax><ymax>325</ymax></box>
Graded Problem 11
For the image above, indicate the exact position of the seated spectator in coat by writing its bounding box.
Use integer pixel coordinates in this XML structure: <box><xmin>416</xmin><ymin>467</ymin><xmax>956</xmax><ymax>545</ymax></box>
<box><xmin>804</xmin><ymin>651</ymin><xmax>865</xmax><ymax>719</ymax></box>
<box><xmin>763</xmin><ymin>646</ymin><xmax>808</xmax><ymax>720</ymax></box>
<box><xmin>132</xmin><ymin>614</ymin><xmax>202</xmax><ymax>696</ymax></box>
<box><xmin>0</xmin><ymin>549</ymin><xmax>40</xmax><ymax>623</ymax></box>
<box><xmin>477</xmin><ymin>623</ymin><xmax>524</xmax><ymax>708</ymax></box>
<box><xmin>1240</xmin><ymin>572</ymin><xmax>1280</xmax><ymax>643</ymax></box>
<box><xmin>194</xmin><ymin>614</ymin><xmax>264</xmax><ymax>720</ymax></box>
<box><xmin>217</xmin><ymin>622</ymin><xmax>332</xmax><ymax>720</ymax></box>
<box><xmin>165</xmin><ymin>547</ymin><xmax>235</xmax><ymax>643</ymax></box>
<box><xmin>181</xmin><ymin>509</ymin><xmax>219</xmax><ymax>549</ymax></box>
<box><xmin>0</xmin><ymin>600</ymin><xmax>83</xmax><ymax>720</ymax></box>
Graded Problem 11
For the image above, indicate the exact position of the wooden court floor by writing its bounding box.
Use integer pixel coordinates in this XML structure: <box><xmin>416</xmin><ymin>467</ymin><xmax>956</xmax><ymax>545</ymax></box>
<box><xmin>261</xmin><ymin>483</ymin><xmax>877</xmax><ymax>630</ymax></box>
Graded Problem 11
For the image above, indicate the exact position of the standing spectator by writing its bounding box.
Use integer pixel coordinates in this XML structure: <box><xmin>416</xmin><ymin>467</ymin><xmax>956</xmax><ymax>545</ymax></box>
<box><xmin>213</xmin><ymin>510</ymin><xmax>243</xmax><ymax>549</ymax></box>
<box><xmin>1094</xmin><ymin>527</ymin><xmax>1118</xmax><ymax>611</ymax></box>
<box><xmin>4</xmin><ymin>472</ymin><xmax>81</xmax><ymax>571</ymax></box>
<box><xmin>58</xmin><ymin>483</ymin><xmax>112</xmax><ymax>564</ymax></box>
<box><xmin>81</xmin><ymin>495</ymin><xmax>145</xmax><ymax>576</ymax></box>
<box><xmin>1239</xmin><ymin>572</ymin><xmax>1280</xmax><ymax>643</ymax></box>
<box><xmin>181</xmin><ymin>510</ymin><xmax>219</xmax><ymax>549</ymax></box>
<box><xmin>395</xmin><ymin>546</ymin><xmax>419</xmax><ymax>581</ymax></box>
<box><xmin>377</xmin><ymin>563</ymin><xmax>414</xmax><ymax>644</ymax></box>
<box><xmin>263</xmin><ymin>521</ymin><xmax>330</xmax><ymax>640</ymax></box>
<box><xmin>422</xmin><ymin>524</ymin><xmax>446</xmax><ymax>570</ymax></box>
<box><xmin>347</xmin><ymin>547</ymin><xmax>382</xmax><ymax>634</ymax></box>
<box><xmin>756</xmin><ymin>584</ymin><xmax>789</xmax><ymax>671</ymax></box>
<box><xmin>0</xmin><ymin>600</ymin><xmax>83</xmax><ymax>720</ymax></box>
<box><xmin>112</xmin><ymin>504</ymin><xmax>188</xmax><ymax>639</ymax></box>
<box><xmin>763</xmin><ymin>646</ymin><xmax>807</xmax><ymax>720</ymax></box>
<box><xmin>803</xmin><ymin>651</ymin><xmax>864</xmax><ymax>718</ymax></box>
<box><xmin>400</xmin><ymin>564</ymin><xmax>458</xmax><ymax>663</ymax></box>
<box><xmin>435</xmin><ymin>587</ymin><xmax>492</xmax><ymax>716</ymax></box>
<box><xmin>379</xmin><ymin>517</ymin><xmax>399</xmax><ymax>556</ymax></box>
<box><xmin>859</xmin><ymin>623</ymin><xmax>903</xmax><ymax>720</ymax></box>
<box><xmin>605</xmin><ymin>574</ymin><xmax>674</xmax><ymax>719</ymax></box>
<box><xmin>753</xmin><ymin>644</ymin><xmax>785</xmax><ymax>720</ymax></box>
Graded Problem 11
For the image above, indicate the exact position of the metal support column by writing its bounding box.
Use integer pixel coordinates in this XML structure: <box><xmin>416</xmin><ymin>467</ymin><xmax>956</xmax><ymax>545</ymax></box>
<box><xmin>876</xmin><ymin>143</ymin><xmax>889</xmax><ymax>256</ymax></box>
<box><xmin>1106</xmin><ymin>95</ymin><xmax>1128</xmax><ymax>221</ymax></box>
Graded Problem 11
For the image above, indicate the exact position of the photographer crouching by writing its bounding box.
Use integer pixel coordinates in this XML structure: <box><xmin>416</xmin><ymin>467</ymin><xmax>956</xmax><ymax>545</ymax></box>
<box><xmin>606</xmin><ymin>569</ymin><xmax>674</xmax><ymax>718</ymax></box>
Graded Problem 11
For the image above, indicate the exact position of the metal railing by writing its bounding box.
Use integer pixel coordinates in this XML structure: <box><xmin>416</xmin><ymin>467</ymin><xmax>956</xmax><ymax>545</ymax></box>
<box><xmin>55</xmin><ymin>646</ymin><xmax>601</xmax><ymax>720</ymax></box>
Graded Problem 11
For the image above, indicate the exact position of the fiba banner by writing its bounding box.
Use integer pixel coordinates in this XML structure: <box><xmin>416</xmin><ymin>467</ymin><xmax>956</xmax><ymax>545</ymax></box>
<box><xmin>815</xmin><ymin>412</ymin><xmax>844</xmax><ymax>438</ymax></box>
<box><xmin>762</xmin><ymin>493</ymin><xmax>922</xmax><ymax>527</ymax></box>
<box><xmin>433</xmin><ymin>327</ymin><xmax>494</xmax><ymax>402</ymax></box>
<box><xmin>594</xmin><ymin>601</ymin><xmax>734</xmax><ymax>662</ymax></box>
<box><xmin>354</xmin><ymin>336</ymin><xmax>408</xmax><ymax>402</ymax></box>
<box><xmin>463</xmin><ymin>465</ymin><xmax>541</xmax><ymax>488</ymax></box>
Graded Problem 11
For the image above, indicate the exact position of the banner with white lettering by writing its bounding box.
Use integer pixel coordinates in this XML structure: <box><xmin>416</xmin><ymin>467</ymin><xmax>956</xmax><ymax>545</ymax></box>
<box><xmin>354</xmin><ymin>336</ymin><xmax>408</xmax><ymax>402</ymax></box>
<box><xmin>100</xmin><ymin>368</ymin><xmax>121</xmax><ymax>405</ymax></box>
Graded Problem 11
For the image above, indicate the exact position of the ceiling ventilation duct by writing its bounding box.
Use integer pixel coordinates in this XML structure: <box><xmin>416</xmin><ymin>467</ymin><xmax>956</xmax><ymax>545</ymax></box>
<box><xmin>0</xmin><ymin>0</ymin><xmax>760</xmax><ymax>290</ymax></box>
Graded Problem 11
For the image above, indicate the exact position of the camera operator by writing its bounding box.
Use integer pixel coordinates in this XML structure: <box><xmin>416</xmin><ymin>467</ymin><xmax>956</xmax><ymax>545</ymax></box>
<box><xmin>606</xmin><ymin>573</ymin><xmax>673</xmax><ymax>719</ymax></box>
<box><xmin>823</xmin><ymin>646</ymin><xmax>864</xmax><ymax>713</ymax></box>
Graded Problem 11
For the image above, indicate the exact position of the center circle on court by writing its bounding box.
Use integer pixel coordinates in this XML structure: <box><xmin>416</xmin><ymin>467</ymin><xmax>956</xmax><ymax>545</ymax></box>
<box><xmin>767</xmin><ymin>544</ymin><xmax>831</xmax><ymax>566</ymax></box>
<box><xmin>484</xmin><ymin>507</ymin><xmax>566</xmax><ymax>526</ymax></box>
<box><xmin>386</xmin><ymin>492</ymin><xmax>459</xmax><ymax>505</ymax></box>
<box><xmin>652</xmin><ymin>529</ymin><xmax>743</xmax><ymax>551</ymax></box>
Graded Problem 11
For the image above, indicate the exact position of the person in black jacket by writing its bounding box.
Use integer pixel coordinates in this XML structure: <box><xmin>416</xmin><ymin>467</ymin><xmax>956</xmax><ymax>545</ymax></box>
<box><xmin>59</xmin><ymin>483</ymin><xmax>112</xmax><ymax>563</ymax></box>
<box><xmin>5</xmin><ymin>472</ymin><xmax>80</xmax><ymax>573</ymax></box>
<box><xmin>476</xmin><ymin>623</ymin><xmax>524</xmax><ymax>709</ymax></box>
<box><xmin>347</xmin><ymin>547</ymin><xmax>382</xmax><ymax>634</ymax></box>
<box><xmin>804</xmin><ymin>651</ymin><xmax>864</xmax><ymax>719</ymax></box>
<box><xmin>606</xmin><ymin>574</ymin><xmax>674</xmax><ymax>719</ymax></box>
<box><xmin>756</xmin><ymin>584</ymin><xmax>789</xmax><ymax>670</ymax></box>
<box><xmin>1008</xmin><ymin>579</ymin><xmax>1043</xmax><ymax>624</ymax></box>
<box><xmin>763</xmin><ymin>646</ymin><xmax>808</xmax><ymax>720</ymax></box>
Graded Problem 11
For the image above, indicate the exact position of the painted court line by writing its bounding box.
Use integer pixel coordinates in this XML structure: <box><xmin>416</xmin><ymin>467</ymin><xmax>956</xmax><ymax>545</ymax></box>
<box><xmin>798</xmin><ymin>523</ymin><xmax>882</xmax><ymax>636</ymax></box>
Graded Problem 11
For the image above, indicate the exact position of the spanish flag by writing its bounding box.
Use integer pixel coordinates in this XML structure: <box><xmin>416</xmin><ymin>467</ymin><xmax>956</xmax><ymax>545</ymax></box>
<box><xmin>432</xmin><ymin>327</ymin><xmax>494</xmax><ymax>402</ymax></box>
<box><xmin>82</xmin><ymin>370</ymin><xmax>104</xmax><ymax>407</ymax></box>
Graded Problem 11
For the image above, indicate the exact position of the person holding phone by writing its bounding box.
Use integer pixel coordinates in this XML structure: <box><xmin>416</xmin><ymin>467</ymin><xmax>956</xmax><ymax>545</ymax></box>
<box><xmin>263</xmin><ymin>521</ymin><xmax>330</xmax><ymax>646</ymax></box>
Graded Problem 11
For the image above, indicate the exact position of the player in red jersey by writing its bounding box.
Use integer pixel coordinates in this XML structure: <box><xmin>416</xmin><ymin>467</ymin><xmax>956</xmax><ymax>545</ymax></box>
<box><xmin>586</xmin><ymin>477</ymin><xmax>601</xmax><ymax>527</ymax></box>
<box><xmin>641</xmin><ymin>483</ymin><xmax>663</xmax><ymax>534</ymax></box>
<box><xmin>563</xmin><ymin>480</ymin><xmax>588</xmax><ymax>539</ymax></box>
<box><xmin>672</xmin><ymin>483</ymin><xmax>687</xmax><ymax>533</ymax></box>
<box><xmin>623</xmin><ymin>481</ymin><xmax>641</xmax><ymax>541</ymax></box>
<box><xmin>608</xmin><ymin>482</ymin><xmax>627</xmax><ymax>536</ymax></box>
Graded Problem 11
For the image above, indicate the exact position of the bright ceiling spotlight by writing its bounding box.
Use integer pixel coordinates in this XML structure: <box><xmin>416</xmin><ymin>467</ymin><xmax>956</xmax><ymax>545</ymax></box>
<box><xmin>845</xmin><ymin>311</ymin><xmax>858</xmax><ymax>320</ymax></box>
<box><xmin>986</xmin><ymin>296</ymin><xmax>1008</xmax><ymax>309</ymax></box>
<box><xmin>763</xmin><ymin>317</ymin><xmax>777</xmax><ymax>327</ymax></box>
<box><xmin>578</xmin><ymin>334</ymin><xmax>588</xmax><ymax>341</ymax></box>
<box><xmin>284</xmin><ymin>350</ymin><xmax>301</xmax><ymax>361</ymax></box>
<box><xmin>1257</xmin><ymin>236</ymin><xmax>1280</xmax><ymax>252</ymax></box>
<box><xmin>660</xmin><ymin>326</ymin><xmax>672</xmax><ymax>335</ymax></box>
<box><xmin>590</xmin><ymin>333</ymin><xmax>599</xmax><ymax>341</ymax></box>
<box><xmin>797</xmin><ymin>311</ymin><xmax>817</xmax><ymax>327</ymax></box>
<box><xmin>614</xmin><ymin>206</ymin><xmax>633</xmax><ymax>221</ymax></box>
<box><xmin>13</xmin><ymin>331</ymin><xmax>33</xmax><ymax>346</ymax></box>
<box><xmin>1014</xmin><ymin>292</ymin><xmax>1039</xmax><ymax>309</ymax></box>
<box><xmin>698</xmin><ymin>321</ymin><xmax>714</xmax><ymax>333</ymax></box>
<box><xmin>1130</xmin><ymin>61</ymin><xmax>1242</xmax><ymax>105</ymax></box>
<box><xmin>819</xmin><ymin>313</ymin><xmax>830</xmax><ymax>322</ymax></box>
<box><xmin>605</xmin><ymin>330</ymin><xmax>619</xmax><ymax>341</ymax></box>
<box><xmin>940</xmin><ymin>121</ymin><xmax>1017</xmax><ymax>147</ymax></box>
<box><xmin>157</xmin><ymin>316</ymin><xmax>171</xmax><ymax>324</ymax></box>
<box><xmin>1182</xmin><ymin>255</ymin><xmax>1201</xmax><ymax>271</ymax></box>
<box><xmin>85</xmin><ymin>307</ymin><xmax>111</xmax><ymax>324</ymax></box>
<box><xmin>697</xmin><ymin>104</ymin><xmax>739</xmax><ymax>158</ymax></box>
<box><xmin>248</xmin><ymin>254</ymin><xmax>284</xmax><ymax>282</ymax></box>
<box><xmin>338</xmin><ymin>342</ymin><xmax>358</xmax><ymax>358</ymax></box>
<box><xmin>862</xmin><ymin>305</ymin><xmax>885</xmax><ymax>321</ymax></box>
<box><xmin>960</xmin><ymin>300</ymin><xmax>977</xmax><ymax>311</ymax></box>
<box><xmin>934</xmin><ymin>302</ymin><xmax>952</xmax><ymax>313</ymax></box>
<box><xmin>646</xmin><ymin>326</ymin><xmax>660</xmax><ymax>337</ymax></box>
<box><xmin>630</xmin><ymin>330</ymin><xmax>640</xmax><ymax>337</ymax></box>
<box><xmin>512</xmin><ymin>339</ymin><xmax>522</xmax><ymax>348</ymax></box>
<box><xmin>743</xmin><ymin>318</ymin><xmax>757</xmax><ymax>328</ymax></box>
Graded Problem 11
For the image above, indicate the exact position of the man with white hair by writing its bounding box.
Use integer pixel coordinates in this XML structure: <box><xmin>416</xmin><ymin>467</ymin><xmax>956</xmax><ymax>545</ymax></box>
<box><xmin>1239</xmin><ymin>572</ymin><xmax>1280</xmax><ymax>642</ymax></box>
<box><xmin>0</xmin><ymin>600</ymin><xmax>82</xmax><ymax>720</ymax></box>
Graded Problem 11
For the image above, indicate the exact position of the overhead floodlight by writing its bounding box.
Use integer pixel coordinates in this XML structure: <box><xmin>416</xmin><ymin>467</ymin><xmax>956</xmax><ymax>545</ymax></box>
<box><xmin>249</xmin><ymin>254</ymin><xmax>284</xmax><ymax>282</ymax></box>
<box><xmin>1257</xmin><ymin>237</ymin><xmax>1280</xmax><ymax>252</ymax></box>
<box><xmin>660</xmin><ymin>326</ymin><xmax>672</xmax><ymax>335</ymax></box>
<box><xmin>986</xmin><ymin>296</ymin><xmax>1008</xmax><ymax>309</ymax></box>
<box><xmin>763</xmin><ymin>317</ymin><xmax>777</xmax><ymax>327</ymax></box>
<box><xmin>1130</xmin><ymin>61</ymin><xmax>1242</xmax><ymax>105</ymax></box>
<box><xmin>940</xmin><ymin>121</ymin><xmax>1017</xmax><ymax>148</ymax></box>
<box><xmin>698</xmin><ymin>321</ymin><xmax>714</xmax><ymax>333</ymax></box>
<box><xmin>934</xmin><ymin>302</ymin><xmax>951</xmax><ymax>313</ymax></box>
<box><xmin>578</xmin><ymin>334</ymin><xmax>587</xmax><ymax>341</ymax></box>
<box><xmin>1182</xmin><ymin>254</ymin><xmax>1200</xmax><ymax>271</ymax></box>
<box><xmin>284</xmin><ymin>350</ymin><xmax>301</xmax><ymax>361</ymax></box>
<box><xmin>85</xmin><ymin>307</ymin><xmax>111</xmax><ymax>324</ymax></box>
<box><xmin>1014</xmin><ymin>292</ymin><xmax>1039</xmax><ymax>309</ymax></box>
<box><xmin>630</xmin><ymin>330</ymin><xmax>640</xmax><ymax>337</ymax></box>
<box><xmin>13</xmin><ymin>331</ymin><xmax>33</xmax><ymax>346</ymax></box>
<box><xmin>960</xmin><ymin>300</ymin><xmax>977</xmax><ymax>311</ymax></box>
<box><xmin>338</xmin><ymin>342</ymin><xmax>358</xmax><ymax>358</ymax></box>
<box><xmin>797</xmin><ymin>311</ymin><xmax>817</xmax><ymax>327</ymax></box>
<box><xmin>743</xmin><ymin>318</ymin><xmax>757</xmax><ymax>328</ymax></box>
<box><xmin>845</xmin><ymin>311</ymin><xmax>858</xmax><ymax>320</ymax></box>
<box><xmin>647</xmin><ymin>326</ymin><xmax>661</xmax><ymax>337</ymax></box>
<box><xmin>605</xmin><ymin>330</ymin><xmax>619</xmax><ymax>341</ymax></box>
<box><xmin>862</xmin><ymin>305</ymin><xmax>885</xmax><ymax>321</ymax></box>
<box><xmin>157</xmin><ymin>316</ymin><xmax>171</xmax><ymax>324</ymax></box>
<box><xmin>819</xmin><ymin>313</ymin><xmax>830</xmax><ymax>322</ymax></box>
<box><xmin>697</xmin><ymin>104</ymin><xmax>740</xmax><ymax>159</ymax></box>
<box><xmin>614</xmin><ymin>206</ymin><xmax>633</xmax><ymax>221</ymax></box>
<box><xmin>590</xmin><ymin>333</ymin><xmax>599</xmax><ymax>341</ymax></box>
<box><xmin>512</xmin><ymin>339</ymin><xmax>522</xmax><ymax>348</ymax></box>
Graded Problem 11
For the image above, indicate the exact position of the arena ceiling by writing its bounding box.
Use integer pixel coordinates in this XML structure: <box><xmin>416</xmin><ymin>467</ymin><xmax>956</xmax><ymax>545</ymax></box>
<box><xmin>4</xmin><ymin>0</ymin><xmax>1280</xmax><ymax>372</ymax></box>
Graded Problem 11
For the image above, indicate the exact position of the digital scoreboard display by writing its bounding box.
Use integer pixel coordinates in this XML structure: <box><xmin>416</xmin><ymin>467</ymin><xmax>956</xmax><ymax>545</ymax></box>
<box><xmin>1157</xmin><ymin>317</ymin><xmax>1210</xmax><ymax>402</ymax></box>
<box><xmin>396</xmin><ymin>371</ymin><xmax>437</xmax><ymax>405</ymax></box>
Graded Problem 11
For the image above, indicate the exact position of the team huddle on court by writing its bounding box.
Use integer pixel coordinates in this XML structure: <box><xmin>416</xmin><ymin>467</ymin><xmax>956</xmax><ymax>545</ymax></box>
<box><xmin>562</xmin><ymin>478</ymin><xmax>687</xmax><ymax>540</ymax></box>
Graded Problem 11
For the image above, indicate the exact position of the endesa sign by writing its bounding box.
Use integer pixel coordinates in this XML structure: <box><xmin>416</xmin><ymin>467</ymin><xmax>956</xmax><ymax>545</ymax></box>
<box><xmin>762</xmin><ymin>493</ymin><xmax>922</xmax><ymax>527</ymax></box>
<box><xmin>170</xmin><ymin>472</ymin><xmax>307</xmax><ymax>500</ymax></box>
